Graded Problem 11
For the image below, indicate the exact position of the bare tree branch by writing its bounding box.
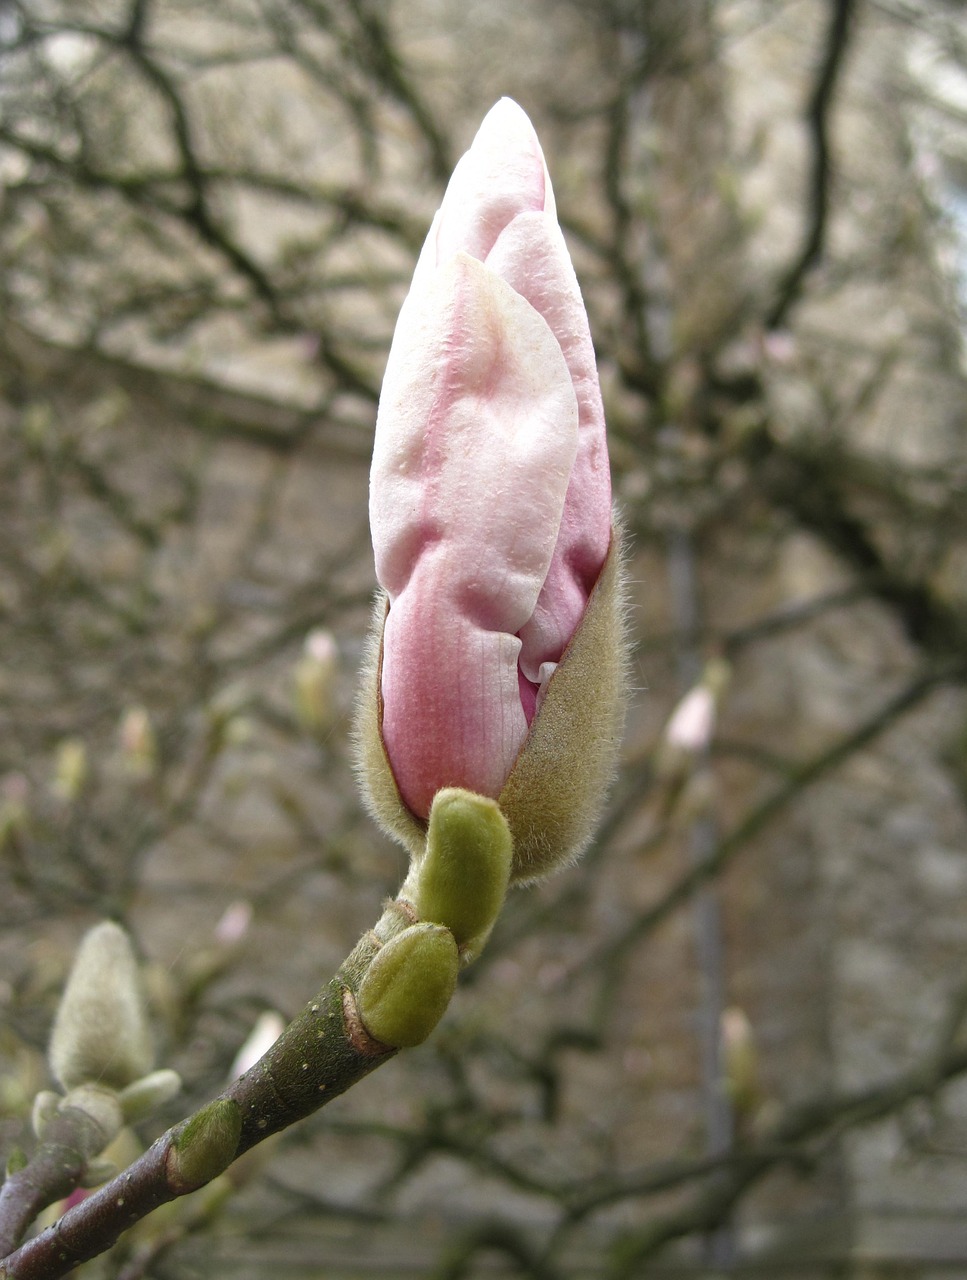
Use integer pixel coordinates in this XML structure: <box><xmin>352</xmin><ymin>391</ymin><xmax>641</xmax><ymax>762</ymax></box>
<box><xmin>767</xmin><ymin>0</ymin><xmax>859</xmax><ymax>326</ymax></box>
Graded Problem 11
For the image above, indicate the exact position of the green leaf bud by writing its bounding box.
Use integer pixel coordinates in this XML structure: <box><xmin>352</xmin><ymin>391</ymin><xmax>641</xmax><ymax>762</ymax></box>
<box><xmin>356</xmin><ymin>923</ymin><xmax>458</xmax><ymax>1048</ymax></box>
<box><xmin>167</xmin><ymin>1099</ymin><xmax>242</xmax><ymax>1193</ymax></box>
<box><xmin>407</xmin><ymin>789</ymin><xmax>511</xmax><ymax>960</ymax></box>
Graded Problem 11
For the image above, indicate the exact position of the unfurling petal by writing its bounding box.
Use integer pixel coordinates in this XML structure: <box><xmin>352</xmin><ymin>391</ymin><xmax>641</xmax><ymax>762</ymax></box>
<box><xmin>410</xmin><ymin>98</ymin><xmax>554</xmax><ymax>289</ymax></box>
<box><xmin>484</xmin><ymin>211</ymin><xmax>611</xmax><ymax>686</ymax></box>
<box><xmin>371</xmin><ymin>253</ymin><xmax>578</xmax><ymax>816</ymax></box>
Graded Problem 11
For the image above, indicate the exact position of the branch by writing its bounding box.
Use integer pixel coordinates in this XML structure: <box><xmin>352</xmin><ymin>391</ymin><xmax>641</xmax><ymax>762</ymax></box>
<box><xmin>0</xmin><ymin>1105</ymin><xmax>119</xmax><ymax>1258</ymax></box>
<box><xmin>609</xmin><ymin>1027</ymin><xmax>967</xmax><ymax>1276</ymax></box>
<box><xmin>0</xmin><ymin>910</ymin><xmax>404</xmax><ymax>1279</ymax></box>
<box><xmin>0</xmin><ymin>788</ymin><xmax>514</xmax><ymax>1279</ymax></box>
<box><xmin>767</xmin><ymin>0</ymin><xmax>858</xmax><ymax>328</ymax></box>
<box><xmin>591</xmin><ymin>660</ymin><xmax>964</xmax><ymax>991</ymax></box>
<box><xmin>343</xmin><ymin>0</ymin><xmax>453</xmax><ymax>181</ymax></box>
<box><xmin>439</xmin><ymin>1220</ymin><xmax>561</xmax><ymax>1280</ymax></box>
<box><xmin>745</xmin><ymin>425</ymin><xmax>967</xmax><ymax>657</ymax></box>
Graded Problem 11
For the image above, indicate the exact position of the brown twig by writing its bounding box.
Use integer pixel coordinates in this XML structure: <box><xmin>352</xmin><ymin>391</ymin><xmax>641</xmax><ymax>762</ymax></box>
<box><xmin>591</xmin><ymin>659</ymin><xmax>965</xmax><ymax>1002</ymax></box>
<box><xmin>0</xmin><ymin>909</ymin><xmax>410</xmax><ymax>1280</ymax></box>
<box><xmin>767</xmin><ymin>0</ymin><xmax>858</xmax><ymax>327</ymax></box>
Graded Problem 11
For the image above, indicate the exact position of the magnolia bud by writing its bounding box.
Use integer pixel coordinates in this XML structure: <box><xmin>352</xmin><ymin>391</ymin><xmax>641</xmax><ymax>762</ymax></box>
<box><xmin>354</xmin><ymin>99</ymin><xmax>627</xmax><ymax>883</ymax></box>
<box><xmin>31</xmin><ymin>1090</ymin><xmax>60</xmax><ymax>1139</ymax></box>
<box><xmin>60</xmin><ymin>1083</ymin><xmax>124</xmax><ymax>1138</ymax></box>
<box><xmin>49</xmin><ymin>922</ymin><xmax>154</xmax><ymax>1091</ymax></box>
<box><xmin>229</xmin><ymin>1011</ymin><xmax>286</xmax><ymax>1081</ymax></box>
<box><xmin>119</xmin><ymin>1068</ymin><xmax>182</xmax><ymax>1122</ymax></box>
<box><xmin>213</xmin><ymin>899</ymin><xmax>253</xmax><ymax>947</ymax></box>
<box><xmin>721</xmin><ymin>1006</ymin><xmax>761</xmax><ymax>1121</ymax></box>
<box><xmin>357</xmin><ymin>532</ymin><xmax>626</xmax><ymax>884</ymax></box>
<box><xmin>661</xmin><ymin>659</ymin><xmax>730</xmax><ymax>760</ymax></box>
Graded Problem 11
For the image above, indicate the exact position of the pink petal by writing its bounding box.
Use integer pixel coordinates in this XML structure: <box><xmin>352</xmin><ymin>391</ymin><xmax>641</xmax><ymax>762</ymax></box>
<box><xmin>411</xmin><ymin>99</ymin><xmax>553</xmax><ymax>288</ymax></box>
<box><xmin>380</xmin><ymin>555</ymin><xmax>528</xmax><ymax>813</ymax></box>
<box><xmin>485</xmin><ymin>212</ymin><xmax>612</xmax><ymax>686</ymax></box>
<box><xmin>371</xmin><ymin>254</ymin><xmax>578</xmax><ymax>816</ymax></box>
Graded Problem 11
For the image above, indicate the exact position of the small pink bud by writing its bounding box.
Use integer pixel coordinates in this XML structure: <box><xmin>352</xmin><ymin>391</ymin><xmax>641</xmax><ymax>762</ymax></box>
<box><xmin>118</xmin><ymin>705</ymin><xmax>157</xmax><ymax>778</ymax></box>
<box><xmin>762</xmin><ymin>330</ymin><xmax>797</xmax><ymax>364</ymax></box>
<box><xmin>304</xmin><ymin>628</ymin><xmax>338</xmax><ymax>666</ymax></box>
<box><xmin>213</xmin><ymin>899</ymin><xmax>253</xmax><ymax>947</ymax></box>
<box><xmin>357</xmin><ymin>101</ymin><xmax>627</xmax><ymax>880</ymax></box>
<box><xmin>656</xmin><ymin>661</ymin><xmax>729</xmax><ymax>783</ymax></box>
<box><xmin>664</xmin><ymin>686</ymin><xmax>716</xmax><ymax>755</ymax></box>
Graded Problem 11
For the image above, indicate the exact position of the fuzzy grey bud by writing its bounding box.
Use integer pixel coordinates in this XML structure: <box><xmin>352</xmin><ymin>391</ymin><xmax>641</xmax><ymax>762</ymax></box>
<box><xmin>49</xmin><ymin>922</ymin><xmax>154</xmax><ymax>1091</ymax></box>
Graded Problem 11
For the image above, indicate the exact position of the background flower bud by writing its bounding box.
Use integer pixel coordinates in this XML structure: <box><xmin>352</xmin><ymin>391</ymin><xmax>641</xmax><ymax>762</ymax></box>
<box><xmin>293</xmin><ymin>628</ymin><xmax>339</xmax><ymax>736</ymax></box>
<box><xmin>721</xmin><ymin>1006</ymin><xmax>763</xmax><ymax>1126</ymax></box>
<box><xmin>118</xmin><ymin>705</ymin><xmax>157</xmax><ymax>778</ymax></box>
<box><xmin>52</xmin><ymin>737</ymin><xmax>88</xmax><ymax>802</ymax></box>
<box><xmin>49</xmin><ymin>921</ymin><xmax>154</xmax><ymax>1091</ymax></box>
<box><xmin>229</xmin><ymin>1011</ymin><xmax>286</xmax><ymax>1081</ymax></box>
<box><xmin>662</xmin><ymin>658</ymin><xmax>730</xmax><ymax>758</ymax></box>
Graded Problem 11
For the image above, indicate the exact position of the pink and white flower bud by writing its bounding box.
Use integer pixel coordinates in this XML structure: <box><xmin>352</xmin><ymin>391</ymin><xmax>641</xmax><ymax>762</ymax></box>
<box><xmin>357</xmin><ymin>99</ymin><xmax>625</xmax><ymax>881</ymax></box>
<box><xmin>664</xmin><ymin>686</ymin><xmax>716</xmax><ymax>755</ymax></box>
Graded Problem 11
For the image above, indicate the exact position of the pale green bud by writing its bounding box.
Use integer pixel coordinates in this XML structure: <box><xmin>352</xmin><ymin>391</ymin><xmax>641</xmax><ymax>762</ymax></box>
<box><xmin>407</xmin><ymin>789</ymin><xmax>511</xmax><ymax>960</ymax></box>
<box><xmin>721</xmin><ymin>1006</ymin><xmax>761</xmax><ymax>1120</ymax></box>
<box><xmin>0</xmin><ymin>772</ymin><xmax>29</xmax><ymax>852</ymax></box>
<box><xmin>31</xmin><ymin>1090</ymin><xmax>60</xmax><ymax>1139</ymax></box>
<box><xmin>119</xmin><ymin>1068</ymin><xmax>182</xmax><ymax>1122</ymax></box>
<box><xmin>52</xmin><ymin>738</ymin><xmax>88</xmax><ymax>802</ymax></box>
<box><xmin>356</xmin><ymin>923</ymin><xmax>458</xmax><ymax>1048</ymax></box>
<box><xmin>49</xmin><ymin>922</ymin><xmax>154</xmax><ymax>1091</ymax></box>
<box><xmin>294</xmin><ymin>629</ymin><xmax>339</xmax><ymax>736</ymax></box>
<box><xmin>167</xmin><ymin>1099</ymin><xmax>242</xmax><ymax>1193</ymax></box>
